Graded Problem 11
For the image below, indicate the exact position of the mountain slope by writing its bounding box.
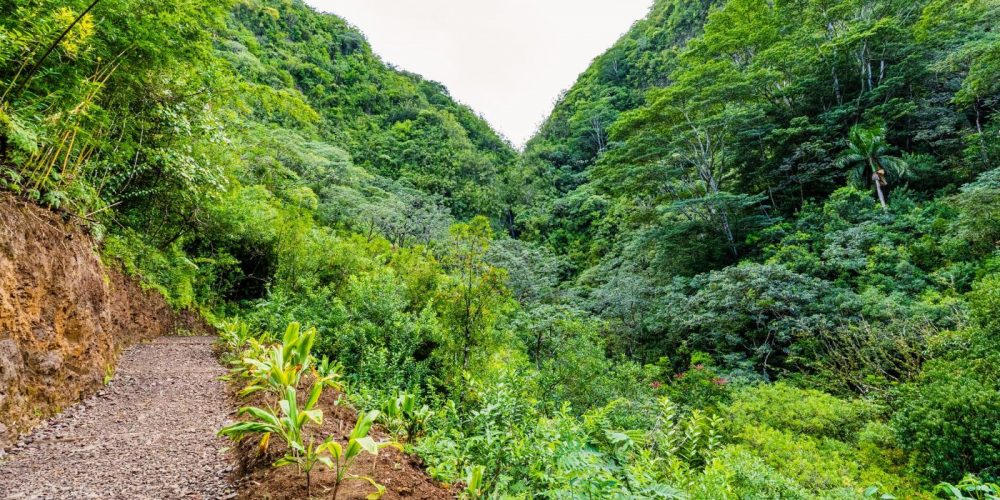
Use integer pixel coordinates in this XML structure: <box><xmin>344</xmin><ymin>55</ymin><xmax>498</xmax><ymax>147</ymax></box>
<box><xmin>515</xmin><ymin>0</ymin><xmax>717</xmax><ymax>266</ymax></box>
<box><xmin>2</xmin><ymin>0</ymin><xmax>999</xmax><ymax>498</ymax></box>
<box><xmin>223</xmin><ymin>0</ymin><xmax>517</xmax><ymax>220</ymax></box>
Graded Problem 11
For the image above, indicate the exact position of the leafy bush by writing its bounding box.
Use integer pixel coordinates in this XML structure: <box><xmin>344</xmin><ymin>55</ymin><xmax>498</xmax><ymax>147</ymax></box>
<box><xmin>936</xmin><ymin>474</ymin><xmax>1000</xmax><ymax>500</ymax></box>
<box><xmin>665</xmin><ymin>354</ymin><xmax>733</xmax><ymax>412</ymax></box>
<box><xmin>513</xmin><ymin>304</ymin><xmax>647</xmax><ymax>412</ymax></box>
<box><xmin>725</xmin><ymin>382</ymin><xmax>877</xmax><ymax>442</ymax></box>
<box><xmin>892</xmin><ymin>338</ymin><xmax>1000</xmax><ymax>483</ymax></box>
<box><xmin>329</xmin><ymin>270</ymin><xmax>437</xmax><ymax>391</ymax></box>
<box><xmin>379</xmin><ymin>391</ymin><xmax>431</xmax><ymax>443</ymax></box>
<box><xmin>970</xmin><ymin>274</ymin><xmax>1000</xmax><ymax>335</ymax></box>
<box><xmin>696</xmin><ymin>446</ymin><xmax>810</xmax><ymax>500</ymax></box>
<box><xmin>736</xmin><ymin>424</ymin><xmax>861</xmax><ymax>492</ymax></box>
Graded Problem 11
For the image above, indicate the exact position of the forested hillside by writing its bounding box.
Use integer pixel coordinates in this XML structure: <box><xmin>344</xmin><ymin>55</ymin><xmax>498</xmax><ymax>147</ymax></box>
<box><xmin>224</xmin><ymin>0</ymin><xmax>516</xmax><ymax>221</ymax></box>
<box><xmin>516</xmin><ymin>0</ymin><xmax>717</xmax><ymax>262</ymax></box>
<box><xmin>2</xmin><ymin>0</ymin><xmax>999</xmax><ymax>498</ymax></box>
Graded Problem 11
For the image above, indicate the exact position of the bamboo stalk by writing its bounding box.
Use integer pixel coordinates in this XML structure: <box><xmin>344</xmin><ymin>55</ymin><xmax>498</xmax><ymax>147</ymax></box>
<box><xmin>57</xmin><ymin>127</ymin><xmax>78</xmax><ymax>180</ymax></box>
<box><xmin>10</xmin><ymin>0</ymin><xmax>103</xmax><ymax>100</ymax></box>
<box><xmin>70</xmin><ymin>141</ymin><xmax>96</xmax><ymax>182</ymax></box>
<box><xmin>26</xmin><ymin>128</ymin><xmax>70</xmax><ymax>183</ymax></box>
<box><xmin>31</xmin><ymin>129</ymin><xmax>71</xmax><ymax>191</ymax></box>
<box><xmin>0</xmin><ymin>48</ymin><xmax>37</xmax><ymax>105</ymax></box>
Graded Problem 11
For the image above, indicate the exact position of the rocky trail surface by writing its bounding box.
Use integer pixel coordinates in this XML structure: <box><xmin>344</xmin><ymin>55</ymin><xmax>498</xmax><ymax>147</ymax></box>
<box><xmin>0</xmin><ymin>336</ymin><xmax>236</xmax><ymax>499</ymax></box>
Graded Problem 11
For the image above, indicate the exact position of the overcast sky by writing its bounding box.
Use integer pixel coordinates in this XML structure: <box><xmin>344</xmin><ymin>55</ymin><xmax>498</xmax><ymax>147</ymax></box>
<box><xmin>303</xmin><ymin>0</ymin><xmax>653</xmax><ymax>147</ymax></box>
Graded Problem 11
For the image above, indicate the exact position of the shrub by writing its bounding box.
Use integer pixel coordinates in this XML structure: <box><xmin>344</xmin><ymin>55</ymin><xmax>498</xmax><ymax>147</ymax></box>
<box><xmin>970</xmin><ymin>274</ymin><xmax>1000</xmax><ymax>335</ymax></box>
<box><xmin>695</xmin><ymin>446</ymin><xmax>810</xmax><ymax>500</ymax></box>
<box><xmin>379</xmin><ymin>391</ymin><xmax>431</xmax><ymax>442</ymax></box>
<box><xmin>725</xmin><ymin>382</ymin><xmax>877</xmax><ymax>442</ymax></box>
<box><xmin>736</xmin><ymin>424</ymin><xmax>860</xmax><ymax>493</ymax></box>
<box><xmin>665</xmin><ymin>354</ymin><xmax>733</xmax><ymax>412</ymax></box>
<box><xmin>892</xmin><ymin>341</ymin><xmax>1000</xmax><ymax>483</ymax></box>
<box><xmin>330</xmin><ymin>270</ymin><xmax>436</xmax><ymax>390</ymax></box>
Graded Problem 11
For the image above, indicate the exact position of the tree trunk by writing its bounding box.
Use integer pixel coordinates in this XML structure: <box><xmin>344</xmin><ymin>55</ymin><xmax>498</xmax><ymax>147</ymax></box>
<box><xmin>720</xmin><ymin>212</ymin><xmax>738</xmax><ymax>256</ymax></box>
<box><xmin>975</xmin><ymin>101</ymin><xmax>991</xmax><ymax>168</ymax></box>
<box><xmin>832</xmin><ymin>66</ymin><xmax>843</xmax><ymax>106</ymax></box>
<box><xmin>505</xmin><ymin>207</ymin><xmax>518</xmax><ymax>238</ymax></box>
<box><xmin>873</xmin><ymin>172</ymin><xmax>888</xmax><ymax>210</ymax></box>
<box><xmin>462</xmin><ymin>340</ymin><xmax>470</xmax><ymax>371</ymax></box>
<box><xmin>705</xmin><ymin>172</ymin><xmax>738</xmax><ymax>256</ymax></box>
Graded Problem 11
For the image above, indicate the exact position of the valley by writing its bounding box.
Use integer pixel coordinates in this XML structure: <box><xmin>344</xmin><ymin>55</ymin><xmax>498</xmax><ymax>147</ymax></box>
<box><xmin>1</xmin><ymin>0</ymin><xmax>998</xmax><ymax>498</ymax></box>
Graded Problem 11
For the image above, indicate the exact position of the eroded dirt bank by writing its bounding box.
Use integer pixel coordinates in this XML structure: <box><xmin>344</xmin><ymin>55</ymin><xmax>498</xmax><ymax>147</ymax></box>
<box><xmin>0</xmin><ymin>194</ymin><xmax>207</xmax><ymax>446</ymax></box>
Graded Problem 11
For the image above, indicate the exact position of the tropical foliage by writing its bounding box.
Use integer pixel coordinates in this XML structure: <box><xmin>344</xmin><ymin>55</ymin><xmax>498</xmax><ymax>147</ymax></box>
<box><xmin>1</xmin><ymin>0</ymin><xmax>998</xmax><ymax>497</ymax></box>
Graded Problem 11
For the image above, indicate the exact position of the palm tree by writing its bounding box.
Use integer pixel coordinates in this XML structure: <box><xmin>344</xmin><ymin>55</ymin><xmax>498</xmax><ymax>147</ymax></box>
<box><xmin>836</xmin><ymin>125</ymin><xmax>907</xmax><ymax>210</ymax></box>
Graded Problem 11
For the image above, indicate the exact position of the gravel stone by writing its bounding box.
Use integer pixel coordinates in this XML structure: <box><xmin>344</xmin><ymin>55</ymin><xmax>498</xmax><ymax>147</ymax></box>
<box><xmin>0</xmin><ymin>337</ymin><xmax>236</xmax><ymax>499</ymax></box>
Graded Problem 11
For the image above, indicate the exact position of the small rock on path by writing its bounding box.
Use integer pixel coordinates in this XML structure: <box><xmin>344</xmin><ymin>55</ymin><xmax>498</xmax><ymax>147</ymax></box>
<box><xmin>0</xmin><ymin>337</ymin><xmax>236</xmax><ymax>499</ymax></box>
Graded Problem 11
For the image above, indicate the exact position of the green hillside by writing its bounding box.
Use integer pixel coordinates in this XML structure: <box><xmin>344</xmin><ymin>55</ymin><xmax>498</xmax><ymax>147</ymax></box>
<box><xmin>516</xmin><ymin>0</ymin><xmax>717</xmax><ymax>263</ymax></box>
<box><xmin>1</xmin><ymin>0</ymin><xmax>999</xmax><ymax>497</ymax></box>
<box><xmin>225</xmin><ymin>0</ymin><xmax>516</xmax><ymax>220</ymax></box>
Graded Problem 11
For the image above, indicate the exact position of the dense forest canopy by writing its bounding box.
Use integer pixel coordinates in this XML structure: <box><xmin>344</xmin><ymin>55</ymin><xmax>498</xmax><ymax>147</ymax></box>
<box><xmin>2</xmin><ymin>0</ymin><xmax>999</xmax><ymax>497</ymax></box>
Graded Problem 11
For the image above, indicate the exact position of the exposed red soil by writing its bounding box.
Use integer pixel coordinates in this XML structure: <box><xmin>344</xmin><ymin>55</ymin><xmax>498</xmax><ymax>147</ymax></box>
<box><xmin>0</xmin><ymin>194</ymin><xmax>210</xmax><ymax>446</ymax></box>
<box><xmin>227</xmin><ymin>381</ymin><xmax>453</xmax><ymax>500</ymax></box>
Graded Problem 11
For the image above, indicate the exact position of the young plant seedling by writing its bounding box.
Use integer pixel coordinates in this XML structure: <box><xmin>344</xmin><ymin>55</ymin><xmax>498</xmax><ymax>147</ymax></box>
<box><xmin>238</xmin><ymin>322</ymin><xmax>317</xmax><ymax>397</ymax></box>
<box><xmin>380</xmin><ymin>391</ymin><xmax>431</xmax><ymax>442</ymax></box>
<box><xmin>320</xmin><ymin>410</ymin><xmax>400</xmax><ymax>499</ymax></box>
<box><xmin>461</xmin><ymin>465</ymin><xmax>486</xmax><ymax>499</ymax></box>
<box><xmin>219</xmin><ymin>384</ymin><xmax>325</xmax><ymax>493</ymax></box>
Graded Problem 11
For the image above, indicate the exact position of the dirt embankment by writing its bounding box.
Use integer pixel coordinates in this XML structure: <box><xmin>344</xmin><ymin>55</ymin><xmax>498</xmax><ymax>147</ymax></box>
<box><xmin>0</xmin><ymin>194</ymin><xmax>208</xmax><ymax>446</ymax></box>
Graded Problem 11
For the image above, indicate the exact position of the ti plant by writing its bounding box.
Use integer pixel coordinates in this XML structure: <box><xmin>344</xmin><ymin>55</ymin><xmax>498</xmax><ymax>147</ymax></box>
<box><xmin>315</xmin><ymin>356</ymin><xmax>345</xmax><ymax>391</ymax></box>
<box><xmin>219</xmin><ymin>384</ymin><xmax>325</xmax><ymax>493</ymax></box>
<box><xmin>322</xmin><ymin>410</ymin><xmax>400</xmax><ymax>499</ymax></box>
<box><xmin>221</xmin><ymin>322</ymin><xmax>278</xmax><ymax>384</ymax></box>
<box><xmin>278</xmin><ymin>436</ymin><xmax>327</xmax><ymax>497</ymax></box>
<box><xmin>218</xmin><ymin>320</ymin><xmax>254</xmax><ymax>353</ymax></box>
<box><xmin>223</xmin><ymin>335</ymin><xmax>272</xmax><ymax>383</ymax></box>
<box><xmin>239</xmin><ymin>322</ymin><xmax>317</xmax><ymax>397</ymax></box>
<box><xmin>379</xmin><ymin>391</ymin><xmax>431</xmax><ymax>442</ymax></box>
<box><xmin>461</xmin><ymin>465</ymin><xmax>486</xmax><ymax>499</ymax></box>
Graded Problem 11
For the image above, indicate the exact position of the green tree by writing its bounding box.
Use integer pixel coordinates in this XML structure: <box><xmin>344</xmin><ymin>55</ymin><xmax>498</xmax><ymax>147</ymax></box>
<box><xmin>836</xmin><ymin>125</ymin><xmax>908</xmax><ymax>210</ymax></box>
<box><xmin>892</xmin><ymin>336</ymin><xmax>1000</xmax><ymax>483</ymax></box>
<box><xmin>435</xmin><ymin>216</ymin><xmax>513</xmax><ymax>377</ymax></box>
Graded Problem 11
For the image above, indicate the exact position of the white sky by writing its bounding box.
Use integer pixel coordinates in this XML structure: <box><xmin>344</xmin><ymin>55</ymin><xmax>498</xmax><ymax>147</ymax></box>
<box><xmin>304</xmin><ymin>0</ymin><xmax>653</xmax><ymax>148</ymax></box>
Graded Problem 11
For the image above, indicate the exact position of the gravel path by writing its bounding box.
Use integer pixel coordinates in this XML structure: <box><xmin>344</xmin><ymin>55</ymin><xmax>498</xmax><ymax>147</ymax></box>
<box><xmin>0</xmin><ymin>337</ymin><xmax>236</xmax><ymax>499</ymax></box>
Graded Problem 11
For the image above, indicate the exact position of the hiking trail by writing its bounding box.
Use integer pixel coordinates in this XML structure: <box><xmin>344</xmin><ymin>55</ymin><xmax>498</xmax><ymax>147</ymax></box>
<box><xmin>0</xmin><ymin>336</ymin><xmax>236</xmax><ymax>499</ymax></box>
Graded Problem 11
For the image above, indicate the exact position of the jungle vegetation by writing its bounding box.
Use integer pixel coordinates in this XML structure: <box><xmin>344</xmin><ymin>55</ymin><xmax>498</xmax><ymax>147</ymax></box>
<box><xmin>2</xmin><ymin>0</ymin><xmax>999</xmax><ymax>497</ymax></box>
